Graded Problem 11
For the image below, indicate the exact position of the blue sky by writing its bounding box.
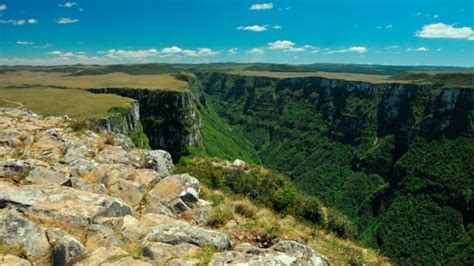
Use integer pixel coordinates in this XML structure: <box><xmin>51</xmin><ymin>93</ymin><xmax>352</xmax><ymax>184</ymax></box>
<box><xmin>0</xmin><ymin>0</ymin><xmax>473</xmax><ymax>66</ymax></box>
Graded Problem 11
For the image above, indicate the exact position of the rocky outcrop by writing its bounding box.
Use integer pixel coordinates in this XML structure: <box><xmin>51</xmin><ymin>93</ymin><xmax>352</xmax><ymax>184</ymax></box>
<box><xmin>0</xmin><ymin>108</ymin><xmax>328</xmax><ymax>265</ymax></box>
<box><xmin>97</xmin><ymin>101</ymin><xmax>142</xmax><ymax>135</ymax></box>
<box><xmin>88</xmin><ymin>88</ymin><xmax>202</xmax><ymax>161</ymax></box>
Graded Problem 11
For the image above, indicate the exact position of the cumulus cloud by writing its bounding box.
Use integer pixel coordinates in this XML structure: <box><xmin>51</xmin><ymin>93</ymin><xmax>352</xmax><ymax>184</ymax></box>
<box><xmin>416</xmin><ymin>23</ymin><xmax>474</xmax><ymax>40</ymax></box>
<box><xmin>161</xmin><ymin>46</ymin><xmax>183</xmax><ymax>55</ymax></box>
<box><xmin>0</xmin><ymin>4</ymin><xmax>6</xmax><ymax>11</ymax></box>
<box><xmin>161</xmin><ymin>46</ymin><xmax>219</xmax><ymax>57</ymax></box>
<box><xmin>237</xmin><ymin>25</ymin><xmax>267</xmax><ymax>32</ymax></box>
<box><xmin>250</xmin><ymin>3</ymin><xmax>273</xmax><ymax>10</ymax></box>
<box><xmin>386</xmin><ymin>45</ymin><xmax>400</xmax><ymax>49</ymax></box>
<box><xmin>227</xmin><ymin>48</ymin><xmax>238</xmax><ymax>55</ymax></box>
<box><xmin>246</xmin><ymin>48</ymin><xmax>264</xmax><ymax>54</ymax></box>
<box><xmin>56</xmin><ymin>17</ymin><xmax>79</xmax><ymax>24</ymax></box>
<box><xmin>105</xmin><ymin>49</ymin><xmax>159</xmax><ymax>59</ymax></box>
<box><xmin>407</xmin><ymin>47</ymin><xmax>429</xmax><ymax>52</ymax></box>
<box><xmin>267</xmin><ymin>40</ymin><xmax>295</xmax><ymax>49</ymax></box>
<box><xmin>273</xmin><ymin>25</ymin><xmax>282</xmax><ymax>29</ymax></box>
<box><xmin>326</xmin><ymin>46</ymin><xmax>368</xmax><ymax>54</ymax></box>
<box><xmin>267</xmin><ymin>40</ymin><xmax>312</xmax><ymax>52</ymax></box>
<box><xmin>0</xmin><ymin>19</ymin><xmax>38</xmax><ymax>26</ymax></box>
<box><xmin>183</xmin><ymin>48</ymin><xmax>220</xmax><ymax>57</ymax></box>
<box><xmin>58</xmin><ymin>2</ymin><xmax>77</xmax><ymax>8</ymax></box>
<box><xmin>16</xmin><ymin>41</ymin><xmax>33</xmax><ymax>45</ymax></box>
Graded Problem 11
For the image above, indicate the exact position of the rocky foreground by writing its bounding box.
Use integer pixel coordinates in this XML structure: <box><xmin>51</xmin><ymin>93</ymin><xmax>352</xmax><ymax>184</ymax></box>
<box><xmin>0</xmin><ymin>108</ymin><xmax>328</xmax><ymax>266</ymax></box>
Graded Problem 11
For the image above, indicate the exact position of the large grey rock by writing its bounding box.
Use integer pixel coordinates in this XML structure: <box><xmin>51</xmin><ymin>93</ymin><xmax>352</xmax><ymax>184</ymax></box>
<box><xmin>143</xmin><ymin>242</ymin><xmax>201</xmax><ymax>263</ymax></box>
<box><xmin>210</xmin><ymin>241</ymin><xmax>329</xmax><ymax>266</ymax></box>
<box><xmin>146</xmin><ymin>174</ymin><xmax>200</xmax><ymax>213</ymax></box>
<box><xmin>0</xmin><ymin>184</ymin><xmax>132</xmax><ymax>227</ymax></box>
<box><xmin>144</xmin><ymin>218</ymin><xmax>232</xmax><ymax>251</ymax></box>
<box><xmin>47</xmin><ymin>228</ymin><xmax>85</xmax><ymax>265</ymax></box>
<box><xmin>25</xmin><ymin>167</ymin><xmax>69</xmax><ymax>186</ymax></box>
<box><xmin>76</xmin><ymin>246</ymin><xmax>127</xmax><ymax>266</ymax></box>
<box><xmin>141</xmin><ymin>150</ymin><xmax>173</xmax><ymax>177</ymax></box>
<box><xmin>0</xmin><ymin>211</ymin><xmax>50</xmax><ymax>263</ymax></box>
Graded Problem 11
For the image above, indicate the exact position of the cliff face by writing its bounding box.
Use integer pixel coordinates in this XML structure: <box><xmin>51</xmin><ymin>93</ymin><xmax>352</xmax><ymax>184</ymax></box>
<box><xmin>96</xmin><ymin>100</ymin><xmax>141</xmax><ymax>134</ymax></box>
<box><xmin>195</xmin><ymin>72</ymin><xmax>474</xmax><ymax>265</ymax></box>
<box><xmin>88</xmin><ymin>88</ymin><xmax>202</xmax><ymax>161</ymax></box>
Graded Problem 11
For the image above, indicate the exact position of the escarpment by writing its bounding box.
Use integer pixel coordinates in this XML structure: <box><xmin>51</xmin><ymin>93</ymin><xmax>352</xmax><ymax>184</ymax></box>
<box><xmin>194</xmin><ymin>72</ymin><xmax>474</xmax><ymax>265</ymax></box>
<box><xmin>88</xmin><ymin>88</ymin><xmax>202</xmax><ymax>161</ymax></box>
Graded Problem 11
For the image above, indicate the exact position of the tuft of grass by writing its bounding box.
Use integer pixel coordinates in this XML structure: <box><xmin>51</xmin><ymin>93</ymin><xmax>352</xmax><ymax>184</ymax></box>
<box><xmin>207</xmin><ymin>205</ymin><xmax>234</xmax><ymax>227</ymax></box>
<box><xmin>192</xmin><ymin>244</ymin><xmax>217</xmax><ymax>265</ymax></box>
<box><xmin>0</xmin><ymin>240</ymin><xmax>26</xmax><ymax>259</ymax></box>
<box><xmin>233</xmin><ymin>200</ymin><xmax>256</xmax><ymax>218</ymax></box>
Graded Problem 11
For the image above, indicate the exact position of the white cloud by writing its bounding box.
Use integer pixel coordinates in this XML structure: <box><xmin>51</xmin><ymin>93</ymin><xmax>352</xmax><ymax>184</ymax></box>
<box><xmin>407</xmin><ymin>47</ymin><xmax>429</xmax><ymax>52</ymax></box>
<box><xmin>182</xmin><ymin>48</ymin><xmax>219</xmax><ymax>57</ymax></box>
<box><xmin>416</xmin><ymin>23</ymin><xmax>474</xmax><ymax>40</ymax></box>
<box><xmin>246</xmin><ymin>48</ymin><xmax>264</xmax><ymax>54</ymax></box>
<box><xmin>273</xmin><ymin>25</ymin><xmax>282</xmax><ymax>29</ymax></box>
<box><xmin>28</xmin><ymin>18</ymin><xmax>38</xmax><ymax>24</ymax></box>
<box><xmin>433</xmin><ymin>14</ymin><xmax>439</xmax><ymax>18</ymax></box>
<box><xmin>437</xmin><ymin>48</ymin><xmax>443</xmax><ymax>51</ymax></box>
<box><xmin>16</xmin><ymin>41</ymin><xmax>33</xmax><ymax>45</ymax></box>
<box><xmin>237</xmin><ymin>25</ymin><xmax>267</xmax><ymax>32</ymax></box>
<box><xmin>56</xmin><ymin>17</ymin><xmax>79</xmax><ymax>24</ymax></box>
<box><xmin>386</xmin><ymin>24</ymin><xmax>393</xmax><ymax>29</ymax></box>
<box><xmin>0</xmin><ymin>4</ymin><xmax>6</xmax><ymax>11</ymax></box>
<box><xmin>413</xmin><ymin>11</ymin><xmax>422</xmax><ymax>16</ymax></box>
<box><xmin>268</xmin><ymin>40</ymin><xmax>295</xmax><ymax>49</ymax></box>
<box><xmin>33</xmin><ymin>43</ymin><xmax>52</xmax><ymax>49</ymax></box>
<box><xmin>160</xmin><ymin>46</ymin><xmax>218</xmax><ymax>57</ymax></box>
<box><xmin>58</xmin><ymin>2</ymin><xmax>77</xmax><ymax>8</ymax></box>
<box><xmin>250</xmin><ymin>3</ymin><xmax>273</xmax><ymax>10</ymax></box>
<box><xmin>106</xmin><ymin>49</ymin><xmax>159</xmax><ymax>59</ymax></box>
<box><xmin>386</xmin><ymin>45</ymin><xmax>400</xmax><ymax>49</ymax></box>
<box><xmin>0</xmin><ymin>19</ymin><xmax>32</xmax><ymax>26</ymax></box>
<box><xmin>161</xmin><ymin>46</ymin><xmax>183</xmax><ymax>55</ymax></box>
<box><xmin>327</xmin><ymin>46</ymin><xmax>368</xmax><ymax>54</ymax></box>
<box><xmin>0</xmin><ymin>56</ymin><xmax>108</xmax><ymax>66</ymax></box>
<box><xmin>285</xmin><ymin>47</ymin><xmax>305</xmax><ymax>52</ymax></box>
<box><xmin>227</xmin><ymin>48</ymin><xmax>238</xmax><ymax>55</ymax></box>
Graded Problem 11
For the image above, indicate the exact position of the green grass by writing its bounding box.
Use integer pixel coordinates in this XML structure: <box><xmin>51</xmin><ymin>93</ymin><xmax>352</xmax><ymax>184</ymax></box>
<box><xmin>0</xmin><ymin>87</ymin><xmax>133</xmax><ymax>119</ymax></box>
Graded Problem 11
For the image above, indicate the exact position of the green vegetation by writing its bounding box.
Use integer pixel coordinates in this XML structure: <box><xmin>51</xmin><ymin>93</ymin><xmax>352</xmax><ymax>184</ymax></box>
<box><xmin>195</xmin><ymin>72</ymin><xmax>474</xmax><ymax>264</ymax></box>
<box><xmin>0</xmin><ymin>240</ymin><xmax>26</xmax><ymax>258</ymax></box>
<box><xmin>192</xmin><ymin>244</ymin><xmax>217</xmax><ymax>265</ymax></box>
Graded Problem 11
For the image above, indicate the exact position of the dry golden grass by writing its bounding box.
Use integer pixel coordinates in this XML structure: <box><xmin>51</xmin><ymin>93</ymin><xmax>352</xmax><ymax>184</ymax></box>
<box><xmin>237</xmin><ymin>70</ymin><xmax>406</xmax><ymax>84</ymax></box>
<box><xmin>0</xmin><ymin>71</ymin><xmax>188</xmax><ymax>91</ymax></box>
<box><xmin>201</xmin><ymin>187</ymin><xmax>390</xmax><ymax>266</ymax></box>
<box><xmin>0</xmin><ymin>87</ymin><xmax>133</xmax><ymax>119</ymax></box>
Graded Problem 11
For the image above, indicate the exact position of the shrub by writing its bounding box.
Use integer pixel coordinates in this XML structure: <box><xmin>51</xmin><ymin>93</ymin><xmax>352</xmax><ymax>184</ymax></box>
<box><xmin>70</xmin><ymin>118</ymin><xmax>93</xmax><ymax>132</ymax></box>
<box><xmin>272</xmin><ymin>186</ymin><xmax>299</xmax><ymax>213</ymax></box>
<box><xmin>301</xmin><ymin>197</ymin><xmax>324</xmax><ymax>225</ymax></box>
<box><xmin>193</xmin><ymin>244</ymin><xmax>217</xmax><ymax>264</ymax></box>
<box><xmin>326</xmin><ymin>208</ymin><xmax>356</xmax><ymax>239</ymax></box>
<box><xmin>207</xmin><ymin>205</ymin><xmax>234</xmax><ymax>227</ymax></box>
<box><xmin>233</xmin><ymin>200</ymin><xmax>256</xmax><ymax>218</ymax></box>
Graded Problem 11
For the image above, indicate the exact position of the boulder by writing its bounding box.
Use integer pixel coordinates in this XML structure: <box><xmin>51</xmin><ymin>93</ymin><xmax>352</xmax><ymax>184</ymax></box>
<box><xmin>107</xmin><ymin>178</ymin><xmax>144</xmax><ymax>207</ymax></box>
<box><xmin>85</xmin><ymin>224</ymin><xmax>124</xmax><ymax>251</ymax></box>
<box><xmin>0</xmin><ymin>184</ymin><xmax>132</xmax><ymax>227</ymax></box>
<box><xmin>141</xmin><ymin>150</ymin><xmax>173</xmax><ymax>177</ymax></box>
<box><xmin>0</xmin><ymin>211</ymin><xmax>50</xmax><ymax>263</ymax></box>
<box><xmin>25</xmin><ymin>167</ymin><xmax>69</xmax><ymax>186</ymax></box>
<box><xmin>0</xmin><ymin>160</ymin><xmax>31</xmax><ymax>180</ymax></box>
<box><xmin>168</xmin><ymin>258</ymin><xmax>200</xmax><ymax>266</ymax></box>
<box><xmin>47</xmin><ymin>228</ymin><xmax>85</xmax><ymax>265</ymax></box>
<box><xmin>95</xmin><ymin>145</ymin><xmax>139</xmax><ymax>166</ymax></box>
<box><xmin>76</xmin><ymin>246</ymin><xmax>127</xmax><ymax>266</ymax></box>
<box><xmin>133</xmin><ymin>169</ymin><xmax>161</xmax><ymax>186</ymax></box>
<box><xmin>209</xmin><ymin>241</ymin><xmax>329</xmax><ymax>266</ymax></box>
<box><xmin>97</xmin><ymin>215</ymin><xmax>148</xmax><ymax>242</ymax></box>
<box><xmin>0</xmin><ymin>255</ymin><xmax>31</xmax><ymax>266</ymax></box>
<box><xmin>143</xmin><ymin>242</ymin><xmax>201</xmax><ymax>263</ymax></box>
<box><xmin>101</xmin><ymin>257</ymin><xmax>152</xmax><ymax>266</ymax></box>
<box><xmin>146</xmin><ymin>174</ymin><xmax>200</xmax><ymax>213</ymax></box>
<box><xmin>144</xmin><ymin>218</ymin><xmax>232</xmax><ymax>251</ymax></box>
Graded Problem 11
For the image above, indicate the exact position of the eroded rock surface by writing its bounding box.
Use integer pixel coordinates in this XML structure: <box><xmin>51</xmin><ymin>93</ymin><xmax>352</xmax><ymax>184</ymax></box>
<box><xmin>0</xmin><ymin>108</ymin><xmax>330</xmax><ymax>266</ymax></box>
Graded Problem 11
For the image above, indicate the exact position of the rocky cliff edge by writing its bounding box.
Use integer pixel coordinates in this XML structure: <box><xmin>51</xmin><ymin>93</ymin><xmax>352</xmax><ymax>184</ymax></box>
<box><xmin>0</xmin><ymin>108</ymin><xmax>328</xmax><ymax>266</ymax></box>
